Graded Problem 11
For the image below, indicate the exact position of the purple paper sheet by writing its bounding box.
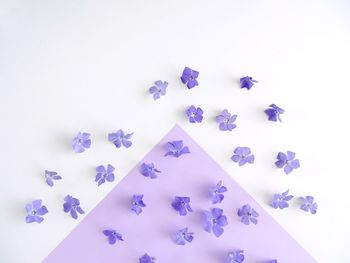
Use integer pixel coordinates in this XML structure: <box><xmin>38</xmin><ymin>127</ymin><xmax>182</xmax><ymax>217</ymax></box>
<box><xmin>44</xmin><ymin>125</ymin><xmax>316</xmax><ymax>263</ymax></box>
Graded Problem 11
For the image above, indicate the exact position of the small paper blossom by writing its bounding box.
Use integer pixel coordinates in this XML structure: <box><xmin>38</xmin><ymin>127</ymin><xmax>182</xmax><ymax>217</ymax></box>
<box><xmin>216</xmin><ymin>109</ymin><xmax>237</xmax><ymax>131</ymax></box>
<box><xmin>209</xmin><ymin>180</ymin><xmax>227</xmax><ymax>204</ymax></box>
<box><xmin>186</xmin><ymin>105</ymin><xmax>203</xmax><ymax>123</ymax></box>
<box><xmin>231</xmin><ymin>147</ymin><xmax>255</xmax><ymax>166</ymax></box>
<box><xmin>275</xmin><ymin>151</ymin><xmax>300</xmax><ymax>174</ymax></box>
<box><xmin>131</xmin><ymin>194</ymin><xmax>146</xmax><ymax>215</ymax></box>
<box><xmin>271</xmin><ymin>189</ymin><xmax>293</xmax><ymax>209</ymax></box>
<box><xmin>237</xmin><ymin>204</ymin><xmax>259</xmax><ymax>225</ymax></box>
<box><xmin>181</xmin><ymin>67</ymin><xmax>199</xmax><ymax>89</ymax></box>
<box><xmin>44</xmin><ymin>170</ymin><xmax>62</xmax><ymax>187</ymax></box>
<box><xmin>25</xmin><ymin>200</ymin><xmax>48</xmax><ymax>224</ymax></box>
<box><xmin>63</xmin><ymin>195</ymin><xmax>85</xmax><ymax>219</ymax></box>
<box><xmin>140</xmin><ymin>163</ymin><xmax>161</xmax><ymax>179</ymax></box>
<box><xmin>108</xmin><ymin>130</ymin><xmax>133</xmax><ymax>148</ymax></box>
<box><xmin>95</xmin><ymin>164</ymin><xmax>115</xmax><ymax>186</ymax></box>
<box><xmin>173</xmin><ymin>227</ymin><xmax>194</xmax><ymax>245</ymax></box>
<box><xmin>227</xmin><ymin>250</ymin><xmax>245</xmax><ymax>263</ymax></box>
<box><xmin>149</xmin><ymin>80</ymin><xmax>168</xmax><ymax>100</ymax></box>
<box><xmin>171</xmin><ymin>196</ymin><xmax>193</xmax><ymax>216</ymax></box>
<box><xmin>103</xmin><ymin>229</ymin><xmax>123</xmax><ymax>245</ymax></box>
<box><xmin>139</xmin><ymin>253</ymin><xmax>156</xmax><ymax>263</ymax></box>
<box><xmin>240</xmin><ymin>76</ymin><xmax>258</xmax><ymax>90</ymax></box>
<box><xmin>265</xmin><ymin>104</ymin><xmax>285</xmax><ymax>122</ymax></box>
<box><xmin>71</xmin><ymin>132</ymin><xmax>91</xmax><ymax>153</ymax></box>
<box><xmin>299</xmin><ymin>196</ymin><xmax>318</xmax><ymax>214</ymax></box>
<box><xmin>203</xmin><ymin>208</ymin><xmax>228</xmax><ymax>237</ymax></box>
<box><xmin>164</xmin><ymin>140</ymin><xmax>190</xmax><ymax>158</ymax></box>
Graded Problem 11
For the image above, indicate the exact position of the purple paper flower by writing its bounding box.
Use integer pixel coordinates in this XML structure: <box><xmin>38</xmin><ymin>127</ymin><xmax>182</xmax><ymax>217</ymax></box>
<box><xmin>216</xmin><ymin>109</ymin><xmax>237</xmax><ymax>131</ymax></box>
<box><xmin>149</xmin><ymin>80</ymin><xmax>168</xmax><ymax>100</ymax></box>
<box><xmin>209</xmin><ymin>180</ymin><xmax>227</xmax><ymax>204</ymax></box>
<box><xmin>237</xmin><ymin>204</ymin><xmax>259</xmax><ymax>225</ymax></box>
<box><xmin>44</xmin><ymin>170</ymin><xmax>62</xmax><ymax>187</ymax></box>
<box><xmin>173</xmin><ymin>227</ymin><xmax>194</xmax><ymax>245</ymax></box>
<box><xmin>63</xmin><ymin>195</ymin><xmax>85</xmax><ymax>219</ymax></box>
<box><xmin>171</xmin><ymin>196</ymin><xmax>193</xmax><ymax>216</ymax></box>
<box><xmin>108</xmin><ymin>130</ymin><xmax>133</xmax><ymax>148</ymax></box>
<box><xmin>227</xmin><ymin>250</ymin><xmax>245</xmax><ymax>263</ymax></box>
<box><xmin>275</xmin><ymin>151</ymin><xmax>300</xmax><ymax>174</ymax></box>
<box><xmin>186</xmin><ymin>105</ymin><xmax>204</xmax><ymax>123</ymax></box>
<box><xmin>181</xmin><ymin>67</ymin><xmax>199</xmax><ymax>89</ymax></box>
<box><xmin>269</xmin><ymin>260</ymin><xmax>278</xmax><ymax>263</ymax></box>
<box><xmin>271</xmin><ymin>189</ymin><xmax>293</xmax><ymax>209</ymax></box>
<box><xmin>231</xmin><ymin>147</ymin><xmax>255</xmax><ymax>166</ymax></box>
<box><xmin>103</xmin><ymin>229</ymin><xmax>123</xmax><ymax>245</ymax></box>
<box><xmin>300</xmin><ymin>196</ymin><xmax>318</xmax><ymax>214</ymax></box>
<box><xmin>203</xmin><ymin>208</ymin><xmax>228</xmax><ymax>237</ymax></box>
<box><xmin>140</xmin><ymin>163</ymin><xmax>161</xmax><ymax>179</ymax></box>
<box><xmin>164</xmin><ymin>140</ymin><xmax>190</xmax><ymax>158</ymax></box>
<box><xmin>71</xmin><ymin>132</ymin><xmax>91</xmax><ymax>153</ymax></box>
<box><xmin>139</xmin><ymin>253</ymin><xmax>156</xmax><ymax>263</ymax></box>
<box><xmin>25</xmin><ymin>200</ymin><xmax>48</xmax><ymax>224</ymax></box>
<box><xmin>265</xmin><ymin>104</ymin><xmax>285</xmax><ymax>122</ymax></box>
<box><xmin>131</xmin><ymin>194</ymin><xmax>146</xmax><ymax>215</ymax></box>
<box><xmin>95</xmin><ymin>164</ymin><xmax>115</xmax><ymax>186</ymax></box>
<box><xmin>240</xmin><ymin>76</ymin><xmax>258</xmax><ymax>90</ymax></box>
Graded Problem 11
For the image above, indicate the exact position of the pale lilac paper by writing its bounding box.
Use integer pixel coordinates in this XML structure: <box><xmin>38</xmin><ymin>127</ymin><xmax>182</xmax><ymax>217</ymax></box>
<box><xmin>44</xmin><ymin>125</ymin><xmax>316</xmax><ymax>263</ymax></box>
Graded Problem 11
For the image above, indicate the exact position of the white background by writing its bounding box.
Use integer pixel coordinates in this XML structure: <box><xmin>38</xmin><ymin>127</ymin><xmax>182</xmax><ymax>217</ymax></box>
<box><xmin>1</xmin><ymin>1</ymin><xmax>350</xmax><ymax>262</ymax></box>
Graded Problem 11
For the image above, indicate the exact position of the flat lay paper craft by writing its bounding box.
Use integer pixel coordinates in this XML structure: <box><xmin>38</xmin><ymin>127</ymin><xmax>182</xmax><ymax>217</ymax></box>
<box><xmin>43</xmin><ymin>125</ymin><xmax>316</xmax><ymax>263</ymax></box>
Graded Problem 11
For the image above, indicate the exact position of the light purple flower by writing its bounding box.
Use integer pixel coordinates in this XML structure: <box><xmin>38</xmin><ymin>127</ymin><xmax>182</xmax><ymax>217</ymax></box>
<box><xmin>149</xmin><ymin>80</ymin><xmax>168</xmax><ymax>100</ymax></box>
<box><xmin>139</xmin><ymin>253</ymin><xmax>156</xmax><ymax>263</ymax></box>
<box><xmin>131</xmin><ymin>194</ymin><xmax>146</xmax><ymax>215</ymax></box>
<box><xmin>209</xmin><ymin>180</ymin><xmax>227</xmax><ymax>204</ymax></box>
<box><xmin>227</xmin><ymin>250</ymin><xmax>245</xmax><ymax>263</ymax></box>
<box><xmin>271</xmin><ymin>190</ymin><xmax>293</xmax><ymax>209</ymax></box>
<box><xmin>186</xmin><ymin>105</ymin><xmax>203</xmax><ymax>123</ymax></box>
<box><xmin>173</xmin><ymin>227</ymin><xmax>194</xmax><ymax>245</ymax></box>
<box><xmin>164</xmin><ymin>140</ymin><xmax>190</xmax><ymax>158</ymax></box>
<box><xmin>265</xmin><ymin>104</ymin><xmax>285</xmax><ymax>122</ymax></box>
<box><xmin>44</xmin><ymin>170</ymin><xmax>62</xmax><ymax>187</ymax></box>
<box><xmin>71</xmin><ymin>132</ymin><xmax>91</xmax><ymax>153</ymax></box>
<box><xmin>240</xmin><ymin>76</ymin><xmax>258</xmax><ymax>90</ymax></box>
<box><xmin>95</xmin><ymin>164</ymin><xmax>115</xmax><ymax>186</ymax></box>
<box><xmin>300</xmin><ymin>196</ymin><xmax>318</xmax><ymax>214</ymax></box>
<box><xmin>63</xmin><ymin>195</ymin><xmax>85</xmax><ymax>219</ymax></box>
<box><xmin>108</xmin><ymin>130</ymin><xmax>133</xmax><ymax>148</ymax></box>
<box><xmin>171</xmin><ymin>196</ymin><xmax>193</xmax><ymax>216</ymax></box>
<box><xmin>181</xmin><ymin>67</ymin><xmax>199</xmax><ymax>89</ymax></box>
<box><xmin>140</xmin><ymin>163</ymin><xmax>161</xmax><ymax>179</ymax></box>
<box><xmin>237</xmin><ymin>204</ymin><xmax>259</xmax><ymax>225</ymax></box>
<box><xmin>269</xmin><ymin>260</ymin><xmax>278</xmax><ymax>263</ymax></box>
<box><xmin>231</xmin><ymin>147</ymin><xmax>255</xmax><ymax>166</ymax></box>
<box><xmin>203</xmin><ymin>208</ymin><xmax>228</xmax><ymax>237</ymax></box>
<box><xmin>275</xmin><ymin>151</ymin><xmax>300</xmax><ymax>174</ymax></box>
<box><xmin>216</xmin><ymin>109</ymin><xmax>237</xmax><ymax>131</ymax></box>
<box><xmin>103</xmin><ymin>229</ymin><xmax>123</xmax><ymax>245</ymax></box>
<box><xmin>25</xmin><ymin>200</ymin><xmax>48</xmax><ymax>224</ymax></box>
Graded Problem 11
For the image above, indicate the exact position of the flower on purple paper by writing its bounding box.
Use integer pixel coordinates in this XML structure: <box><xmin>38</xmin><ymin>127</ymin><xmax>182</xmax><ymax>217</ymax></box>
<box><xmin>271</xmin><ymin>189</ymin><xmax>293</xmax><ymax>209</ymax></box>
<box><xmin>299</xmin><ymin>196</ymin><xmax>318</xmax><ymax>214</ymax></box>
<box><xmin>275</xmin><ymin>151</ymin><xmax>300</xmax><ymax>174</ymax></box>
<box><xmin>108</xmin><ymin>130</ymin><xmax>133</xmax><ymax>149</ymax></box>
<box><xmin>139</xmin><ymin>253</ymin><xmax>156</xmax><ymax>263</ymax></box>
<box><xmin>237</xmin><ymin>204</ymin><xmax>259</xmax><ymax>225</ymax></box>
<box><xmin>264</xmin><ymin>104</ymin><xmax>285</xmax><ymax>122</ymax></box>
<box><xmin>149</xmin><ymin>80</ymin><xmax>168</xmax><ymax>100</ymax></box>
<box><xmin>63</xmin><ymin>195</ymin><xmax>85</xmax><ymax>219</ymax></box>
<box><xmin>186</xmin><ymin>105</ymin><xmax>204</xmax><ymax>123</ymax></box>
<box><xmin>203</xmin><ymin>208</ymin><xmax>228</xmax><ymax>237</ymax></box>
<box><xmin>173</xmin><ymin>227</ymin><xmax>194</xmax><ymax>245</ymax></box>
<box><xmin>231</xmin><ymin>147</ymin><xmax>255</xmax><ymax>166</ymax></box>
<box><xmin>95</xmin><ymin>164</ymin><xmax>115</xmax><ymax>186</ymax></box>
<box><xmin>180</xmin><ymin>67</ymin><xmax>199</xmax><ymax>89</ymax></box>
<box><xmin>140</xmin><ymin>163</ymin><xmax>161</xmax><ymax>179</ymax></box>
<box><xmin>216</xmin><ymin>109</ymin><xmax>237</xmax><ymax>131</ymax></box>
<box><xmin>227</xmin><ymin>250</ymin><xmax>245</xmax><ymax>263</ymax></box>
<box><xmin>164</xmin><ymin>140</ymin><xmax>190</xmax><ymax>158</ymax></box>
<box><xmin>25</xmin><ymin>200</ymin><xmax>48</xmax><ymax>224</ymax></box>
<box><xmin>131</xmin><ymin>194</ymin><xmax>146</xmax><ymax>215</ymax></box>
<box><xmin>209</xmin><ymin>180</ymin><xmax>227</xmax><ymax>204</ymax></box>
<box><xmin>240</xmin><ymin>76</ymin><xmax>258</xmax><ymax>90</ymax></box>
<box><xmin>171</xmin><ymin>196</ymin><xmax>193</xmax><ymax>216</ymax></box>
<box><xmin>71</xmin><ymin>132</ymin><xmax>91</xmax><ymax>153</ymax></box>
<box><xmin>44</xmin><ymin>170</ymin><xmax>62</xmax><ymax>187</ymax></box>
<box><xmin>103</xmin><ymin>229</ymin><xmax>123</xmax><ymax>245</ymax></box>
